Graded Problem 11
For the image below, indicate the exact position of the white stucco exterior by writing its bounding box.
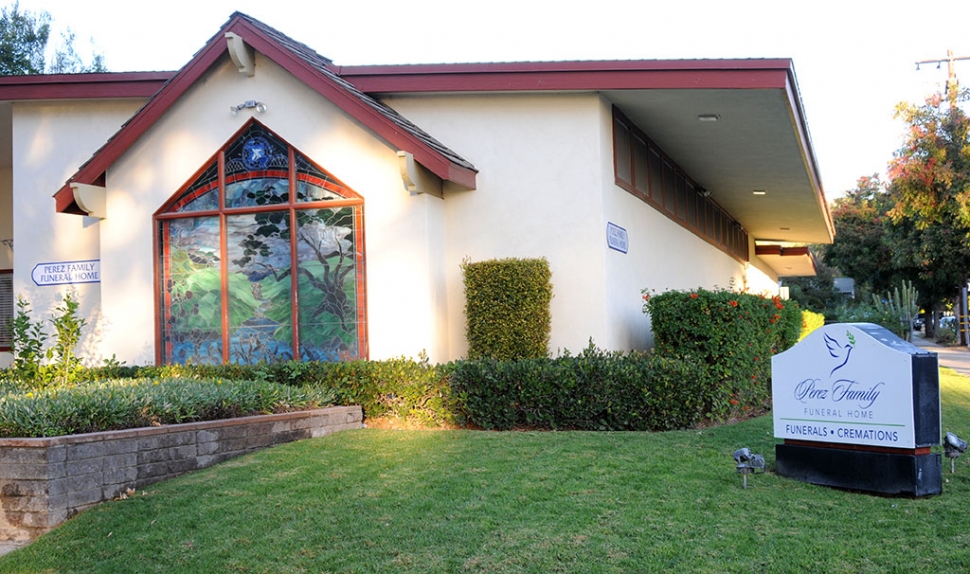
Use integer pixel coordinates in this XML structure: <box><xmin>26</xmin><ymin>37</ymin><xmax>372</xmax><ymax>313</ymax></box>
<box><xmin>1</xmin><ymin>15</ymin><xmax>822</xmax><ymax>369</ymax></box>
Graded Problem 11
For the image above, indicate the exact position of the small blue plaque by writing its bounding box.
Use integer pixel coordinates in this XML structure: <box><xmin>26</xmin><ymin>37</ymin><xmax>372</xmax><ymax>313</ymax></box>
<box><xmin>607</xmin><ymin>222</ymin><xmax>628</xmax><ymax>254</ymax></box>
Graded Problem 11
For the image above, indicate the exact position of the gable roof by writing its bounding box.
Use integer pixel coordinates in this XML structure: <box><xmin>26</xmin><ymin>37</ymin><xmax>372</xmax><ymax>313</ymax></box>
<box><xmin>54</xmin><ymin>12</ymin><xmax>477</xmax><ymax>214</ymax></box>
<box><xmin>340</xmin><ymin>59</ymin><xmax>835</xmax><ymax>245</ymax></box>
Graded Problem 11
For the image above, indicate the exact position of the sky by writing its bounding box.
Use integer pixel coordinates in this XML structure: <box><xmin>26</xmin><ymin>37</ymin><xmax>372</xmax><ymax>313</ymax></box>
<box><xmin>12</xmin><ymin>0</ymin><xmax>970</xmax><ymax>202</ymax></box>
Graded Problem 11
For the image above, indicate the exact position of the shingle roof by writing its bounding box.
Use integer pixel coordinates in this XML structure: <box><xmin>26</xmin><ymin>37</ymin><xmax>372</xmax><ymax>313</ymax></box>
<box><xmin>55</xmin><ymin>12</ymin><xmax>477</xmax><ymax>213</ymax></box>
<box><xmin>235</xmin><ymin>13</ymin><xmax>476</xmax><ymax>173</ymax></box>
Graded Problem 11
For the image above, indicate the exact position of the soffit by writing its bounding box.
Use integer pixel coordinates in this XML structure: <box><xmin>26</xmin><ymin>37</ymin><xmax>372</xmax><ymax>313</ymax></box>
<box><xmin>605</xmin><ymin>87</ymin><xmax>831</xmax><ymax>244</ymax></box>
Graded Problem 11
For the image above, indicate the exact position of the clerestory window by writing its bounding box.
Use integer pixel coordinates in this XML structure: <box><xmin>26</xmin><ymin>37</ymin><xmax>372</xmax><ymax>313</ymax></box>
<box><xmin>155</xmin><ymin>120</ymin><xmax>366</xmax><ymax>365</ymax></box>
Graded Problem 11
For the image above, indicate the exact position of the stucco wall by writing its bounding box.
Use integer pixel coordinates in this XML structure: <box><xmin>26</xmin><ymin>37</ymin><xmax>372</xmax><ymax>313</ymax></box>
<box><xmin>387</xmin><ymin>93</ymin><xmax>780</xmax><ymax>357</ymax></box>
<box><xmin>9</xmin><ymin>99</ymin><xmax>146</xmax><ymax>368</ymax></box>
<box><xmin>99</xmin><ymin>54</ymin><xmax>451</xmax><ymax>364</ymax></box>
<box><xmin>384</xmin><ymin>93</ymin><xmax>612</xmax><ymax>357</ymax></box>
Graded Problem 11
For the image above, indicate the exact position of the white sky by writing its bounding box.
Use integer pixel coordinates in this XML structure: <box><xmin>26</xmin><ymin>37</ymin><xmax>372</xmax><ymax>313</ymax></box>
<box><xmin>13</xmin><ymin>0</ymin><xmax>970</xmax><ymax>202</ymax></box>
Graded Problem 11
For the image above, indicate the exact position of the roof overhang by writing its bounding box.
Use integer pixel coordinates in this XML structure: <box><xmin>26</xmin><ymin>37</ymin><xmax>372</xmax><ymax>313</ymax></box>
<box><xmin>342</xmin><ymin>60</ymin><xmax>835</xmax><ymax>245</ymax></box>
<box><xmin>51</xmin><ymin>13</ymin><xmax>477</xmax><ymax>215</ymax></box>
<box><xmin>755</xmin><ymin>244</ymin><xmax>817</xmax><ymax>277</ymax></box>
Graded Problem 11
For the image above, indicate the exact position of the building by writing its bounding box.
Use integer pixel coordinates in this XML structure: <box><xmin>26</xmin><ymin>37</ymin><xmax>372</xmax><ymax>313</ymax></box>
<box><xmin>0</xmin><ymin>12</ymin><xmax>833</xmax><ymax>367</ymax></box>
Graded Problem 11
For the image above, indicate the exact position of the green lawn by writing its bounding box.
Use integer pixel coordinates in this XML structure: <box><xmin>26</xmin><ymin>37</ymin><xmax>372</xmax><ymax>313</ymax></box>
<box><xmin>4</xmin><ymin>369</ymin><xmax>970</xmax><ymax>573</ymax></box>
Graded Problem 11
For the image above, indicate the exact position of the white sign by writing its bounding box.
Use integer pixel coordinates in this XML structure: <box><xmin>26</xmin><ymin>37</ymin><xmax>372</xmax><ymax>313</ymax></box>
<box><xmin>31</xmin><ymin>260</ymin><xmax>101</xmax><ymax>286</ymax></box>
<box><xmin>772</xmin><ymin>323</ymin><xmax>923</xmax><ymax>449</ymax></box>
<box><xmin>607</xmin><ymin>222</ymin><xmax>628</xmax><ymax>253</ymax></box>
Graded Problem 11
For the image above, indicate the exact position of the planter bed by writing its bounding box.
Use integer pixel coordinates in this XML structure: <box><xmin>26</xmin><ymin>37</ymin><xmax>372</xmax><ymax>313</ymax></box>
<box><xmin>0</xmin><ymin>405</ymin><xmax>362</xmax><ymax>546</ymax></box>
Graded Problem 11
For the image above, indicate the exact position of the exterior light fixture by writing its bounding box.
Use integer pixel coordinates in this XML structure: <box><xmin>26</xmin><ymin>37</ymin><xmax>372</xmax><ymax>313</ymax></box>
<box><xmin>944</xmin><ymin>432</ymin><xmax>967</xmax><ymax>473</ymax></box>
<box><xmin>733</xmin><ymin>447</ymin><xmax>765</xmax><ymax>488</ymax></box>
<box><xmin>230</xmin><ymin>100</ymin><xmax>267</xmax><ymax>115</ymax></box>
<box><xmin>697</xmin><ymin>114</ymin><xmax>720</xmax><ymax>122</ymax></box>
<box><xmin>752</xmin><ymin>190</ymin><xmax>767</xmax><ymax>196</ymax></box>
<box><xmin>699</xmin><ymin>188</ymin><xmax>712</xmax><ymax>198</ymax></box>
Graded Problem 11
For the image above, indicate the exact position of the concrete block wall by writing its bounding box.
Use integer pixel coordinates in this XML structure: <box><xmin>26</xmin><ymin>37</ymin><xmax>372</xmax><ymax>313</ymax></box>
<box><xmin>0</xmin><ymin>406</ymin><xmax>362</xmax><ymax>545</ymax></box>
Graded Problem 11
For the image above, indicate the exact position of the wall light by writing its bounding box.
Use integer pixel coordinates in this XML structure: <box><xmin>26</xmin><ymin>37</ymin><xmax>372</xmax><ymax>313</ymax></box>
<box><xmin>230</xmin><ymin>100</ymin><xmax>267</xmax><ymax>115</ymax></box>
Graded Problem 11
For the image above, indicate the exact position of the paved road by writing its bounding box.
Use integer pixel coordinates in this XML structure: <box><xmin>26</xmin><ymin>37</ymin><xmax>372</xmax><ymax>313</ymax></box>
<box><xmin>911</xmin><ymin>332</ymin><xmax>970</xmax><ymax>377</ymax></box>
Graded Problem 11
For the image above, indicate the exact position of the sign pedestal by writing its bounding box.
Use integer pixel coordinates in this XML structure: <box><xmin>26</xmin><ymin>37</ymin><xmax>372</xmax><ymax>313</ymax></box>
<box><xmin>772</xmin><ymin>323</ymin><xmax>941</xmax><ymax>497</ymax></box>
<box><xmin>776</xmin><ymin>443</ymin><xmax>941</xmax><ymax>496</ymax></box>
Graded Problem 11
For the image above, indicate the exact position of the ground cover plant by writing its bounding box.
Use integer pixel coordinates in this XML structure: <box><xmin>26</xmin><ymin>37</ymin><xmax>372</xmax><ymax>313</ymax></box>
<box><xmin>3</xmin><ymin>367</ymin><xmax>969</xmax><ymax>573</ymax></box>
<box><xmin>0</xmin><ymin>378</ymin><xmax>335</xmax><ymax>437</ymax></box>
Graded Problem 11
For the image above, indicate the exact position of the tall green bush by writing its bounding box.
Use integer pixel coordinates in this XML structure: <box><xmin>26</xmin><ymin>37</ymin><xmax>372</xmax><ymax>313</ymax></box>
<box><xmin>461</xmin><ymin>257</ymin><xmax>552</xmax><ymax>360</ymax></box>
<box><xmin>642</xmin><ymin>288</ymin><xmax>801</xmax><ymax>421</ymax></box>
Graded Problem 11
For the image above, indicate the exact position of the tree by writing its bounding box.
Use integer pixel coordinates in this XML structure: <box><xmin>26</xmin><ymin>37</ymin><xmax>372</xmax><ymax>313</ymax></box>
<box><xmin>824</xmin><ymin>175</ymin><xmax>901</xmax><ymax>296</ymax></box>
<box><xmin>885</xmin><ymin>88</ymin><xmax>970</xmax><ymax>335</ymax></box>
<box><xmin>0</xmin><ymin>2</ymin><xmax>105</xmax><ymax>75</ymax></box>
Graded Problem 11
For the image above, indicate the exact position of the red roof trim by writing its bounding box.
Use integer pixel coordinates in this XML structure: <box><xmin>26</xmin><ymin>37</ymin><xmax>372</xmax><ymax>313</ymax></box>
<box><xmin>54</xmin><ymin>36</ymin><xmax>230</xmax><ymax>209</ymax></box>
<box><xmin>754</xmin><ymin>245</ymin><xmax>810</xmax><ymax>257</ymax></box>
<box><xmin>0</xmin><ymin>72</ymin><xmax>172</xmax><ymax>100</ymax></box>
<box><xmin>229</xmin><ymin>18</ymin><xmax>477</xmax><ymax>188</ymax></box>
<box><xmin>54</xmin><ymin>14</ymin><xmax>478</xmax><ymax>213</ymax></box>
<box><xmin>339</xmin><ymin>59</ymin><xmax>793</xmax><ymax>94</ymax></box>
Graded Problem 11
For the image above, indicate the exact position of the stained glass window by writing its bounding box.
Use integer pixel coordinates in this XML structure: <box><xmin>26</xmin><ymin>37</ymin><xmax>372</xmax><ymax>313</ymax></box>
<box><xmin>157</xmin><ymin>120</ymin><xmax>365</xmax><ymax>365</ymax></box>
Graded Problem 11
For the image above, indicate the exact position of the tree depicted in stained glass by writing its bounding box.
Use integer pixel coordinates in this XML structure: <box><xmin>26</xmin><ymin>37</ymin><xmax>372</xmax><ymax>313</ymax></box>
<box><xmin>157</xmin><ymin>120</ymin><xmax>365</xmax><ymax>365</ymax></box>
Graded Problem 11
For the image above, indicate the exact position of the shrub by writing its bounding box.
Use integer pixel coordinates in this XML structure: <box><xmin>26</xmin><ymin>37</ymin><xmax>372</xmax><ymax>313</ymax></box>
<box><xmin>448</xmin><ymin>344</ymin><xmax>711</xmax><ymax>431</ymax></box>
<box><xmin>8</xmin><ymin>292</ymin><xmax>87</xmax><ymax>388</ymax></box>
<box><xmin>80</xmin><ymin>357</ymin><xmax>456</xmax><ymax>428</ymax></box>
<box><xmin>462</xmin><ymin>257</ymin><xmax>553</xmax><ymax>360</ymax></box>
<box><xmin>800</xmin><ymin>309</ymin><xmax>825</xmax><ymax>340</ymax></box>
<box><xmin>642</xmin><ymin>288</ymin><xmax>801</xmax><ymax>421</ymax></box>
<box><xmin>0</xmin><ymin>378</ymin><xmax>335</xmax><ymax>438</ymax></box>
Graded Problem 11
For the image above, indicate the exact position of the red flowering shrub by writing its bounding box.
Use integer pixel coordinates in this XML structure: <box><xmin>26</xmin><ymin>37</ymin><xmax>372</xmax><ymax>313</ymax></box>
<box><xmin>641</xmin><ymin>287</ymin><xmax>801</xmax><ymax>421</ymax></box>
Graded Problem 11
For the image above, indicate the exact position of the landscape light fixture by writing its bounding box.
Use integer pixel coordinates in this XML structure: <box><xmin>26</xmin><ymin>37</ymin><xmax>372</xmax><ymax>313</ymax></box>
<box><xmin>944</xmin><ymin>432</ymin><xmax>968</xmax><ymax>473</ymax></box>
<box><xmin>733</xmin><ymin>447</ymin><xmax>765</xmax><ymax>489</ymax></box>
<box><xmin>230</xmin><ymin>100</ymin><xmax>267</xmax><ymax>115</ymax></box>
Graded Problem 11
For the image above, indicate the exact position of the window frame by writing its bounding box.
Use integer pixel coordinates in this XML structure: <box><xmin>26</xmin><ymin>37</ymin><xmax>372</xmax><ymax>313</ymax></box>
<box><xmin>612</xmin><ymin>106</ymin><xmax>748</xmax><ymax>262</ymax></box>
<box><xmin>153</xmin><ymin>120</ymin><xmax>367</xmax><ymax>365</ymax></box>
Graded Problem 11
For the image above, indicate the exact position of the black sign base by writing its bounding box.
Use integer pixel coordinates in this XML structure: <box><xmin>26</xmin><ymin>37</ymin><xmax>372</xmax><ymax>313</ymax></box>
<box><xmin>776</xmin><ymin>443</ymin><xmax>942</xmax><ymax>497</ymax></box>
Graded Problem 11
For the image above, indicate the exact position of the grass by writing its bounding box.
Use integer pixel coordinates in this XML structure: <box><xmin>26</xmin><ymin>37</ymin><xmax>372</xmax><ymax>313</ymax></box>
<box><xmin>3</xmin><ymin>369</ymin><xmax>970</xmax><ymax>573</ymax></box>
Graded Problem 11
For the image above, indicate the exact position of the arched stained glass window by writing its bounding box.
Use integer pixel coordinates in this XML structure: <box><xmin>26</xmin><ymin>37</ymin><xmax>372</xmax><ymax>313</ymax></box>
<box><xmin>156</xmin><ymin>120</ymin><xmax>366</xmax><ymax>365</ymax></box>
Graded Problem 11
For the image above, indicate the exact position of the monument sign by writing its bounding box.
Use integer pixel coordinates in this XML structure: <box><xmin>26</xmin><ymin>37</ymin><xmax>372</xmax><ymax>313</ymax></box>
<box><xmin>771</xmin><ymin>323</ymin><xmax>941</xmax><ymax>496</ymax></box>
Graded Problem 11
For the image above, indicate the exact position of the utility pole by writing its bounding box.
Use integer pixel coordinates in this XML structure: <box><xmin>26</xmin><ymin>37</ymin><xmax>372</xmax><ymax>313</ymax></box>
<box><xmin>916</xmin><ymin>49</ymin><xmax>970</xmax><ymax>108</ymax></box>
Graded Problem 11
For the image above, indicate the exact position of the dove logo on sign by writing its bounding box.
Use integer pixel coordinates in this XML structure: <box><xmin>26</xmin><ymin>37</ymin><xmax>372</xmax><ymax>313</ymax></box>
<box><xmin>824</xmin><ymin>331</ymin><xmax>854</xmax><ymax>377</ymax></box>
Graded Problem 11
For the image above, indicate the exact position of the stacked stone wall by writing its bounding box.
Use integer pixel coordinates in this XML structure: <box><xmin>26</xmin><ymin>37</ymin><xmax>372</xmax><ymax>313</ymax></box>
<box><xmin>0</xmin><ymin>406</ymin><xmax>362</xmax><ymax>545</ymax></box>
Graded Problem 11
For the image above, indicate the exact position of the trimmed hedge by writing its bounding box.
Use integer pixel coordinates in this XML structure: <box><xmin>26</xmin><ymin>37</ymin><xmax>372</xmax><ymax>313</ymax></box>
<box><xmin>643</xmin><ymin>288</ymin><xmax>802</xmax><ymax>421</ymax></box>
<box><xmin>449</xmin><ymin>345</ymin><xmax>711</xmax><ymax>431</ymax></box>
<box><xmin>461</xmin><ymin>257</ymin><xmax>553</xmax><ymax>360</ymax></box>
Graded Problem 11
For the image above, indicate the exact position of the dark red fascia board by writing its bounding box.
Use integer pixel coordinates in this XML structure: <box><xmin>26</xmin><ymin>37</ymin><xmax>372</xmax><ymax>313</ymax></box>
<box><xmin>754</xmin><ymin>245</ymin><xmax>811</xmax><ymax>257</ymax></box>
<box><xmin>0</xmin><ymin>72</ymin><xmax>172</xmax><ymax>100</ymax></box>
<box><xmin>55</xmin><ymin>16</ymin><xmax>477</xmax><ymax>213</ymax></box>
<box><xmin>54</xmin><ymin>33</ymin><xmax>231</xmax><ymax>212</ymax></box>
<box><xmin>337</xmin><ymin>59</ymin><xmax>794</xmax><ymax>94</ymax></box>
<box><xmin>237</xmin><ymin>24</ymin><xmax>477</xmax><ymax>188</ymax></box>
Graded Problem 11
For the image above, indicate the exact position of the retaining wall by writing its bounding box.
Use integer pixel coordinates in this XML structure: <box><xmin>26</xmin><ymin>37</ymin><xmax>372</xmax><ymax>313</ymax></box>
<box><xmin>0</xmin><ymin>406</ymin><xmax>362</xmax><ymax>545</ymax></box>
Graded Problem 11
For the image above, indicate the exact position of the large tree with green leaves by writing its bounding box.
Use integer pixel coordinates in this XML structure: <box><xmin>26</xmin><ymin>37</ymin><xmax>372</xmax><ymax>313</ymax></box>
<box><xmin>823</xmin><ymin>175</ymin><xmax>908</xmax><ymax>299</ymax></box>
<box><xmin>884</xmin><ymin>88</ymin><xmax>970</xmax><ymax>326</ymax></box>
<box><xmin>0</xmin><ymin>1</ymin><xmax>104</xmax><ymax>75</ymax></box>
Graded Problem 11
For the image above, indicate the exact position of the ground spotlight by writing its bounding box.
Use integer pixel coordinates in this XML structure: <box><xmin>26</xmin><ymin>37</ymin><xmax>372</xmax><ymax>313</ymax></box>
<box><xmin>944</xmin><ymin>432</ymin><xmax>968</xmax><ymax>473</ymax></box>
<box><xmin>733</xmin><ymin>447</ymin><xmax>765</xmax><ymax>488</ymax></box>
